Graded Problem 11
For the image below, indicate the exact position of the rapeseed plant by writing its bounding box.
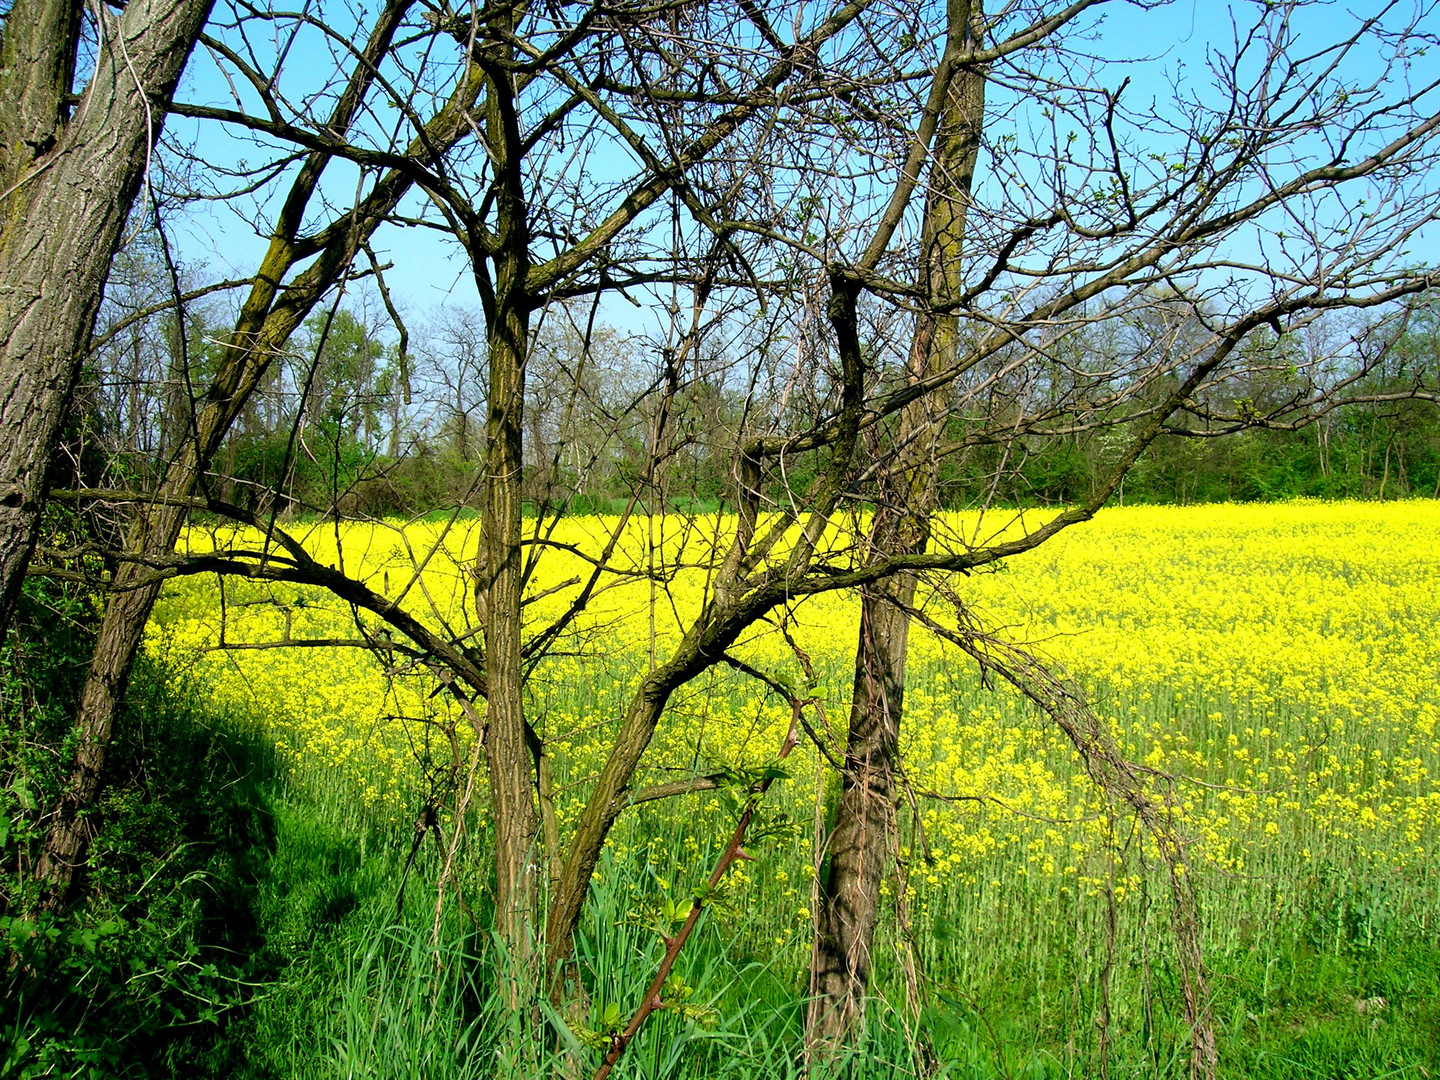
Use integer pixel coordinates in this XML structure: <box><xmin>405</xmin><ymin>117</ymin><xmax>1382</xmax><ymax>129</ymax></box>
<box><xmin>155</xmin><ymin>500</ymin><xmax>1440</xmax><ymax>1062</ymax></box>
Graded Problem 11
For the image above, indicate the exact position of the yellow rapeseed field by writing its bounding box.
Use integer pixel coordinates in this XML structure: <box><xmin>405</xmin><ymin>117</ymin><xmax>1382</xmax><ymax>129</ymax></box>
<box><xmin>153</xmin><ymin>500</ymin><xmax>1440</xmax><ymax>938</ymax></box>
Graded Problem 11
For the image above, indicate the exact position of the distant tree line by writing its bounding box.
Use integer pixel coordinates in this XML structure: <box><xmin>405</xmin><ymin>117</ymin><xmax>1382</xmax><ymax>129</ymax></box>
<box><xmin>84</xmin><ymin>256</ymin><xmax>1440</xmax><ymax>519</ymax></box>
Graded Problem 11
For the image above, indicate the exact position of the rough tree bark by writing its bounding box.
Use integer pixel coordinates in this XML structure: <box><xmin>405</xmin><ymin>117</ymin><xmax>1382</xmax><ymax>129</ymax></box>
<box><xmin>444</xmin><ymin>18</ymin><xmax>546</xmax><ymax>986</ymax></box>
<box><xmin>807</xmin><ymin>0</ymin><xmax>985</xmax><ymax>1052</ymax></box>
<box><xmin>478</xmin><ymin>90</ymin><xmax>541</xmax><ymax>986</ymax></box>
<box><xmin>0</xmin><ymin>0</ymin><xmax>214</xmax><ymax>640</ymax></box>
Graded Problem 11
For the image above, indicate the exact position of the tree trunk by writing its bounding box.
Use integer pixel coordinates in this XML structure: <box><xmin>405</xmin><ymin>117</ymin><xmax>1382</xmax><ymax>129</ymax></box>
<box><xmin>482</xmin><ymin>290</ymin><xmax>540</xmax><ymax>980</ymax></box>
<box><xmin>476</xmin><ymin>42</ymin><xmax>542</xmax><ymax>988</ymax></box>
<box><xmin>35</xmin><ymin>188</ymin><xmax>373</xmax><ymax>904</ymax></box>
<box><xmin>34</xmin><ymin>241</ymin><xmax>326</xmax><ymax>899</ymax></box>
<box><xmin>545</xmin><ymin>671</ymin><xmax>681</xmax><ymax>992</ymax></box>
<box><xmin>0</xmin><ymin>0</ymin><xmax>214</xmax><ymax>641</ymax></box>
<box><xmin>807</xmin><ymin>0</ymin><xmax>985</xmax><ymax>1054</ymax></box>
<box><xmin>809</xmin><ymin>586</ymin><xmax>913</xmax><ymax>1046</ymax></box>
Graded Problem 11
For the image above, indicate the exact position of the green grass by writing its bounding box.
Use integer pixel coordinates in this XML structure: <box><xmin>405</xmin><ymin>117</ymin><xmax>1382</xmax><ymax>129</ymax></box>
<box><xmin>12</xmin><ymin>626</ymin><xmax>1435</xmax><ymax>1074</ymax></box>
<box><xmin>209</xmin><ymin>647</ymin><xmax>1434</xmax><ymax>1080</ymax></box>
<box><xmin>217</xmin><ymin>751</ymin><xmax>1437</xmax><ymax>1080</ymax></box>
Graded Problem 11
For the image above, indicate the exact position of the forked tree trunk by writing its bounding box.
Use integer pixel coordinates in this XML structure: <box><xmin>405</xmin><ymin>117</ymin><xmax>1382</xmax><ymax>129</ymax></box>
<box><xmin>544</xmin><ymin>284</ymin><xmax>874</xmax><ymax>996</ymax></box>
<box><xmin>0</xmin><ymin>0</ymin><xmax>214</xmax><ymax>641</ymax></box>
<box><xmin>807</xmin><ymin>0</ymin><xmax>985</xmax><ymax>1053</ymax></box>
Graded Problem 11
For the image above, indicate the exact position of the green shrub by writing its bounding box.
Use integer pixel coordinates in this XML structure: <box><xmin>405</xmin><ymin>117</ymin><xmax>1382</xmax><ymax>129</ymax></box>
<box><xmin>0</xmin><ymin>581</ymin><xmax>280</xmax><ymax>1078</ymax></box>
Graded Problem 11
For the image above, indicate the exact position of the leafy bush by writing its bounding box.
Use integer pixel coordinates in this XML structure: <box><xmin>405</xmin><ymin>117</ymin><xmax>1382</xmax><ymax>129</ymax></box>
<box><xmin>0</xmin><ymin>579</ymin><xmax>280</xmax><ymax>1078</ymax></box>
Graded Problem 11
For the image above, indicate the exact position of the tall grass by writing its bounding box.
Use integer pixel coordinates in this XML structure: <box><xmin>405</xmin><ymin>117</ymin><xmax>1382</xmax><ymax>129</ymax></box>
<box><xmin>252</xmin><ymin>724</ymin><xmax>1437</xmax><ymax>1079</ymax></box>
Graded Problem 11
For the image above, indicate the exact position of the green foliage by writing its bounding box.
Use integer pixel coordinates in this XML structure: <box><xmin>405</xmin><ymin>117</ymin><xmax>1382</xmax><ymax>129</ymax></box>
<box><xmin>0</xmin><ymin>581</ymin><xmax>279</xmax><ymax>1079</ymax></box>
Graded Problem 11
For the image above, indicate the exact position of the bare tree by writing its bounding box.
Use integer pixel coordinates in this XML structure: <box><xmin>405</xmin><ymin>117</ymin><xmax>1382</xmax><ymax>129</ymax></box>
<box><xmin>809</xmin><ymin>0</ymin><xmax>987</xmax><ymax>1053</ymax></box>
<box><xmin>419</xmin><ymin>305</ymin><xmax>489</xmax><ymax>466</ymax></box>
<box><xmin>35</xmin><ymin>0</ymin><xmax>491</xmax><ymax>901</ymax></box>
<box><xmin>808</xmin><ymin>0</ymin><xmax>1440</xmax><ymax>1072</ymax></box>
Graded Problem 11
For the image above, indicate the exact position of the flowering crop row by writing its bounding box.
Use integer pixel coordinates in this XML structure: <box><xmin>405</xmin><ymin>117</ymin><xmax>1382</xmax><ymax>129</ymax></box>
<box><xmin>153</xmin><ymin>501</ymin><xmax>1440</xmax><ymax>957</ymax></box>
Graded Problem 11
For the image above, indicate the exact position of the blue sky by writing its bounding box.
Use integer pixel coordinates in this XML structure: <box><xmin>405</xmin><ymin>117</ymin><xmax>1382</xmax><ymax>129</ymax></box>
<box><xmin>159</xmin><ymin>0</ymin><xmax>1437</xmax><ymax>337</ymax></box>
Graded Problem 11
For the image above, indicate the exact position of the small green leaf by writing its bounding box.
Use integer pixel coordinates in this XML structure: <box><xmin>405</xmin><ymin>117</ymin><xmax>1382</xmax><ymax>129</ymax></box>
<box><xmin>601</xmin><ymin>1001</ymin><xmax>623</xmax><ymax>1030</ymax></box>
<box><xmin>10</xmin><ymin>779</ymin><xmax>35</xmax><ymax>812</ymax></box>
